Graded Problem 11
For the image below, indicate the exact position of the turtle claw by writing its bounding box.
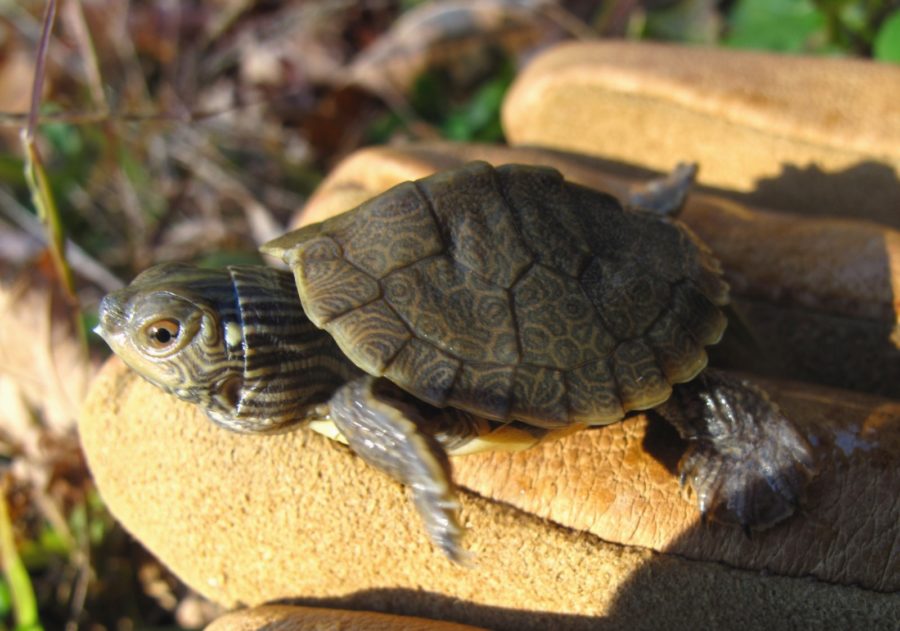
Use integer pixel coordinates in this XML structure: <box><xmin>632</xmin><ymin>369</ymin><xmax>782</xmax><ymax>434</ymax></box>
<box><xmin>679</xmin><ymin>438</ymin><xmax>811</xmax><ymax>529</ymax></box>
<box><xmin>660</xmin><ymin>369</ymin><xmax>817</xmax><ymax>531</ymax></box>
<box><xmin>328</xmin><ymin>376</ymin><xmax>467</xmax><ymax>561</ymax></box>
<box><xmin>411</xmin><ymin>487</ymin><xmax>467</xmax><ymax>563</ymax></box>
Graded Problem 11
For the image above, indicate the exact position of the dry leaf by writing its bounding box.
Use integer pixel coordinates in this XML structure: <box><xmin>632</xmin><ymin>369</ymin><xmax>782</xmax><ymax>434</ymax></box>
<box><xmin>0</xmin><ymin>255</ymin><xmax>98</xmax><ymax>441</ymax></box>
<box><xmin>347</xmin><ymin>0</ymin><xmax>565</xmax><ymax>98</ymax></box>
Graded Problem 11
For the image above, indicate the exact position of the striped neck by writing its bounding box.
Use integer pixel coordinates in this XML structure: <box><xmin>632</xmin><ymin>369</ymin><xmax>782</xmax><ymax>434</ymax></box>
<box><xmin>207</xmin><ymin>265</ymin><xmax>360</xmax><ymax>432</ymax></box>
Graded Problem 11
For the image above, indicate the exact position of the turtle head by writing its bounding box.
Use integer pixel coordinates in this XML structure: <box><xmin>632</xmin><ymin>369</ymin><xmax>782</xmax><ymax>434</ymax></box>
<box><xmin>97</xmin><ymin>262</ymin><xmax>350</xmax><ymax>433</ymax></box>
<box><xmin>96</xmin><ymin>263</ymin><xmax>246</xmax><ymax>426</ymax></box>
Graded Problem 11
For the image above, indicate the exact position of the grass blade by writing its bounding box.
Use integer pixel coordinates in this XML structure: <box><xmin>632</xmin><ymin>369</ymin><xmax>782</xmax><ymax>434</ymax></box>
<box><xmin>0</xmin><ymin>492</ymin><xmax>42</xmax><ymax>631</ymax></box>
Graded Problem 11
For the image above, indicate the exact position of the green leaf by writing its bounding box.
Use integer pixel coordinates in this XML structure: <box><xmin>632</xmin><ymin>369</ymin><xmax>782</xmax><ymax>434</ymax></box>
<box><xmin>874</xmin><ymin>9</ymin><xmax>900</xmax><ymax>62</ymax></box>
<box><xmin>726</xmin><ymin>0</ymin><xmax>829</xmax><ymax>52</ymax></box>
<box><xmin>0</xmin><ymin>155</ymin><xmax>25</xmax><ymax>188</ymax></box>
<box><xmin>0</xmin><ymin>496</ymin><xmax>42</xmax><ymax>631</ymax></box>
<box><xmin>41</xmin><ymin>121</ymin><xmax>84</xmax><ymax>158</ymax></box>
<box><xmin>442</xmin><ymin>75</ymin><xmax>509</xmax><ymax>142</ymax></box>
<box><xmin>0</xmin><ymin>578</ymin><xmax>11</xmax><ymax>618</ymax></box>
<box><xmin>642</xmin><ymin>0</ymin><xmax>721</xmax><ymax>45</ymax></box>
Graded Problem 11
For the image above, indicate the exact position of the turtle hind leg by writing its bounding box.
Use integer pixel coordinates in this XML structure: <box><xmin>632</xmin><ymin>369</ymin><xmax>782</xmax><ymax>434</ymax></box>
<box><xmin>327</xmin><ymin>376</ymin><xmax>466</xmax><ymax>562</ymax></box>
<box><xmin>654</xmin><ymin>369</ymin><xmax>817</xmax><ymax>530</ymax></box>
<box><xmin>627</xmin><ymin>162</ymin><xmax>698</xmax><ymax>216</ymax></box>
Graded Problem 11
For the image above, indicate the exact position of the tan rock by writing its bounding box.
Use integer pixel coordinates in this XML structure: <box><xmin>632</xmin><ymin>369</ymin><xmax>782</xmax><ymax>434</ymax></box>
<box><xmin>502</xmin><ymin>41</ymin><xmax>900</xmax><ymax>228</ymax></box>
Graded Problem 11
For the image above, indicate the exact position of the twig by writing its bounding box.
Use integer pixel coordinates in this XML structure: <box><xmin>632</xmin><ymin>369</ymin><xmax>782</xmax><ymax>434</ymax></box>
<box><xmin>169</xmin><ymin>129</ymin><xmax>284</xmax><ymax>246</ymax></box>
<box><xmin>62</xmin><ymin>0</ymin><xmax>110</xmax><ymax>113</ymax></box>
<box><xmin>21</xmin><ymin>0</ymin><xmax>78</xmax><ymax>300</ymax></box>
<box><xmin>24</xmin><ymin>0</ymin><xmax>56</xmax><ymax>144</ymax></box>
<box><xmin>0</xmin><ymin>188</ymin><xmax>124</xmax><ymax>292</ymax></box>
<box><xmin>0</xmin><ymin>90</ymin><xmax>322</xmax><ymax>127</ymax></box>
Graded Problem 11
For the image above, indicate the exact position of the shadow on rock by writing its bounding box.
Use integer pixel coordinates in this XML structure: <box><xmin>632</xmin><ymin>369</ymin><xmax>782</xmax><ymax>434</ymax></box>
<box><xmin>734</xmin><ymin>161</ymin><xmax>900</xmax><ymax>230</ymax></box>
<box><xmin>268</xmin><ymin>384</ymin><xmax>899</xmax><ymax>631</ymax></box>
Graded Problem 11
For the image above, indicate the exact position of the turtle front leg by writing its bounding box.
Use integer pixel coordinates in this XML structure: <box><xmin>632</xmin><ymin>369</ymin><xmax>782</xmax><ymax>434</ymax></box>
<box><xmin>327</xmin><ymin>376</ymin><xmax>464</xmax><ymax>561</ymax></box>
<box><xmin>654</xmin><ymin>369</ymin><xmax>817</xmax><ymax>530</ymax></box>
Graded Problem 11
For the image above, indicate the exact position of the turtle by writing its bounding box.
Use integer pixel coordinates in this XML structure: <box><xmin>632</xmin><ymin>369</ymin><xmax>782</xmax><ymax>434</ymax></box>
<box><xmin>95</xmin><ymin>161</ymin><xmax>816</xmax><ymax>560</ymax></box>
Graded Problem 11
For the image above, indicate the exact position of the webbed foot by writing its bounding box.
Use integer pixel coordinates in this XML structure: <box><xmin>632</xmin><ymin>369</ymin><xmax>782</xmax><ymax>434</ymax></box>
<box><xmin>656</xmin><ymin>369</ymin><xmax>817</xmax><ymax>530</ymax></box>
<box><xmin>328</xmin><ymin>376</ymin><xmax>465</xmax><ymax>561</ymax></box>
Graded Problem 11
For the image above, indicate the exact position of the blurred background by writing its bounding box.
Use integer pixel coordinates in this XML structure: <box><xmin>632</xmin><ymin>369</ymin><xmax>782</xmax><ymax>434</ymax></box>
<box><xmin>0</xmin><ymin>1</ymin><xmax>897</xmax><ymax>629</ymax></box>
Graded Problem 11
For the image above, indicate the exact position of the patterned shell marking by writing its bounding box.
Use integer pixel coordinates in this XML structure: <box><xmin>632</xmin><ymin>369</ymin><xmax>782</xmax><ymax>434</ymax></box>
<box><xmin>262</xmin><ymin>162</ymin><xmax>728</xmax><ymax>428</ymax></box>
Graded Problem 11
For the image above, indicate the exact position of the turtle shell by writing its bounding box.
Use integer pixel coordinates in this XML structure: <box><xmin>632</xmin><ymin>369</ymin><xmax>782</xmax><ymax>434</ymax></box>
<box><xmin>262</xmin><ymin>162</ymin><xmax>728</xmax><ymax>428</ymax></box>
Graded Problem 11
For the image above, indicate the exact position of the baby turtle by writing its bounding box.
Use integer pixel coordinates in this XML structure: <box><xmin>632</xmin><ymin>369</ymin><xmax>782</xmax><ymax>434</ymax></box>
<box><xmin>96</xmin><ymin>161</ymin><xmax>816</xmax><ymax>560</ymax></box>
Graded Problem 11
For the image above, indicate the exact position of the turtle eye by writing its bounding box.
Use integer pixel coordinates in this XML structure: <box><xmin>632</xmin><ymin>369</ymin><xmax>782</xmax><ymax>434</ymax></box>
<box><xmin>146</xmin><ymin>319</ymin><xmax>181</xmax><ymax>349</ymax></box>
